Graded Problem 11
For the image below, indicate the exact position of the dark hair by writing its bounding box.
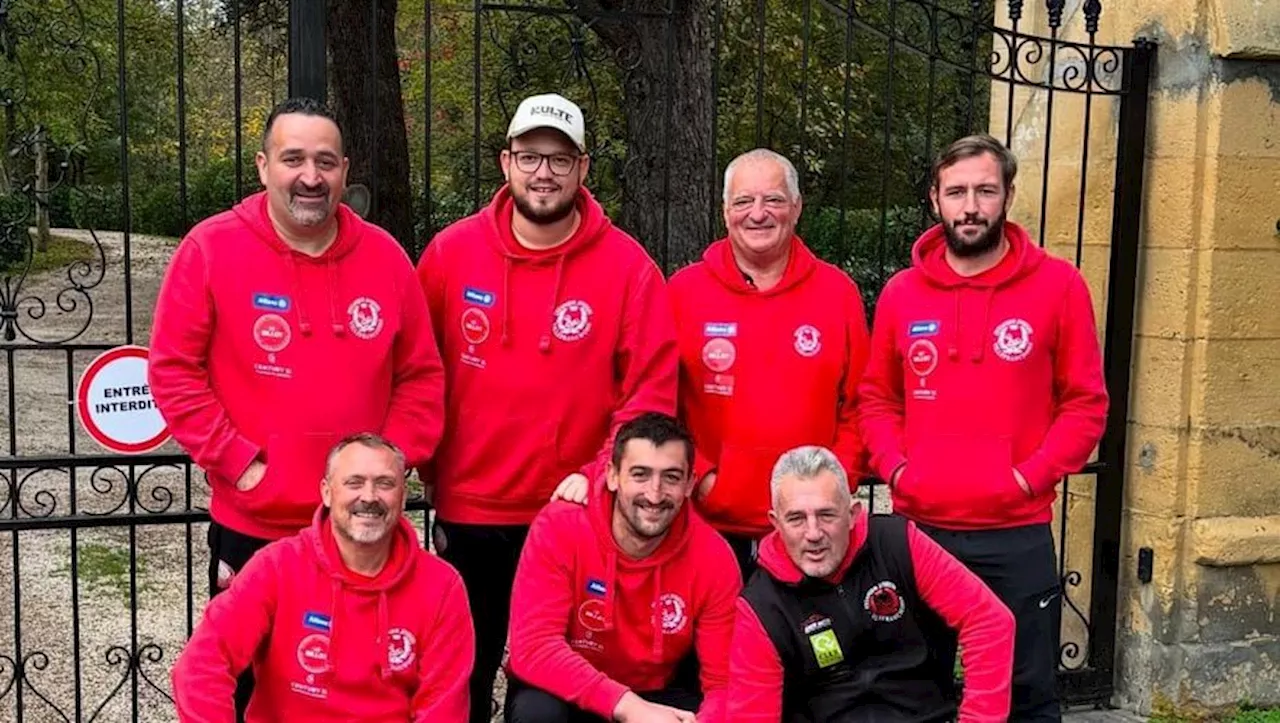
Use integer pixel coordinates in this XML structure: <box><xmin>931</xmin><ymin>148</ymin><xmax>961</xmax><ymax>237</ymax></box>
<box><xmin>930</xmin><ymin>133</ymin><xmax>1018</xmax><ymax>191</ymax></box>
<box><xmin>261</xmin><ymin>97</ymin><xmax>343</xmax><ymax>153</ymax></box>
<box><xmin>610</xmin><ymin>412</ymin><xmax>694</xmax><ymax>472</ymax></box>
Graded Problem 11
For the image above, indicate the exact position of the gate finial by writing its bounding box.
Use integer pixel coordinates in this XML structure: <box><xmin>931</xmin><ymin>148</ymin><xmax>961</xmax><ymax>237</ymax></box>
<box><xmin>1046</xmin><ymin>0</ymin><xmax>1065</xmax><ymax>29</ymax></box>
<box><xmin>1084</xmin><ymin>0</ymin><xmax>1102</xmax><ymax>35</ymax></box>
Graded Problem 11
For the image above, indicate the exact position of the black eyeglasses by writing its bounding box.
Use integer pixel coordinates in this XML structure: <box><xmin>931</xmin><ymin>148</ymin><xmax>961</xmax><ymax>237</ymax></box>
<box><xmin>511</xmin><ymin>151</ymin><xmax>580</xmax><ymax>176</ymax></box>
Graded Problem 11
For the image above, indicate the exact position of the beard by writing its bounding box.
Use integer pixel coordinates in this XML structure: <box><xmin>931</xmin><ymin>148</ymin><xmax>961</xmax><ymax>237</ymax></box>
<box><xmin>337</xmin><ymin>500</ymin><xmax>394</xmax><ymax>544</ymax></box>
<box><xmin>287</xmin><ymin>182</ymin><xmax>333</xmax><ymax>227</ymax></box>
<box><xmin>512</xmin><ymin>183</ymin><xmax>577</xmax><ymax>225</ymax></box>
<box><xmin>618</xmin><ymin>496</ymin><xmax>676</xmax><ymax>540</ymax></box>
<box><xmin>943</xmin><ymin>210</ymin><xmax>1006</xmax><ymax>258</ymax></box>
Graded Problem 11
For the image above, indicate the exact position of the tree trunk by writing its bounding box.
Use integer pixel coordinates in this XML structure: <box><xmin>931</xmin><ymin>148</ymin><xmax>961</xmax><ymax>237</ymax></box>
<box><xmin>579</xmin><ymin>1</ymin><xmax>715</xmax><ymax>273</ymax></box>
<box><xmin>35</xmin><ymin>129</ymin><xmax>50</xmax><ymax>252</ymax></box>
<box><xmin>326</xmin><ymin>0</ymin><xmax>413</xmax><ymax>248</ymax></box>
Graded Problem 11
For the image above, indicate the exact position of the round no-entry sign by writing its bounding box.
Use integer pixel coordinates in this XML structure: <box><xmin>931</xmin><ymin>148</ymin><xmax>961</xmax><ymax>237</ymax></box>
<box><xmin>76</xmin><ymin>345</ymin><xmax>171</xmax><ymax>454</ymax></box>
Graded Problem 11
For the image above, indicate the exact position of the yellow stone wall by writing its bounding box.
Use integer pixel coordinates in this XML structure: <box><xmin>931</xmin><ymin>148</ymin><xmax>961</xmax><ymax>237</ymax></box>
<box><xmin>992</xmin><ymin>0</ymin><xmax>1280</xmax><ymax>714</ymax></box>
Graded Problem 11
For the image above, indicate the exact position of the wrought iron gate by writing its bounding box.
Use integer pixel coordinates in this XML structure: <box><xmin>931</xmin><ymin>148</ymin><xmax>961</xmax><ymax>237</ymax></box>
<box><xmin>0</xmin><ymin>0</ymin><xmax>1150</xmax><ymax>719</ymax></box>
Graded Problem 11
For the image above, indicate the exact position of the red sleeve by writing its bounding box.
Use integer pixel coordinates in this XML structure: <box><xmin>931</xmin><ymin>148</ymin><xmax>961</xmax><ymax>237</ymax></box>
<box><xmin>691</xmin><ymin>448</ymin><xmax>717</xmax><ymax>487</ymax></box>
<box><xmin>1015</xmin><ymin>271</ymin><xmax>1109</xmax><ymax>494</ymax></box>
<box><xmin>856</xmin><ymin>281</ymin><xmax>908</xmax><ymax>482</ymax></box>
<box><xmin>907</xmin><ymin>523</ymin><xmax>1014</xmax><ymax>722</ymax></box>
<box><xmin>693</xmin><ymin>546</ymin><xmax>741</xmax><ymax>722</ymax></box>
<box><xmin>832</xmin><ymin>283</ymin><xmax>871</xmax><ymax>482</ymax></box>
<box><xmin>380</xmin><ymin>262</ymin><xmax>446</xmax><ymax>469</ymax></box>
<box><xmin>578</xmin><ymin>262</ymin><xmax>679</xmax><ymax>483</ymax></box>
<box><xmin>508</xmin><ymin>509</ymin><xmax>628</xmax><ymax>718</ymax></box>
<box><xmin>411</xmin><ymin>569</ymin><xmax>475</xmax><ymax>722</ymax></box>
<box><xmin>148</xmin><ymin>238</ymin><xmax>260</xmax><ymax>487</ymax></box>
<box><xmin>726</xmin><ymin>597</ymin><xmax>784</xmax><ymax>723</ymax></box>
<box><xmin>171</xmin><ymin>545</ymin><xmax>279</xmax><ymax>722</ymax></box>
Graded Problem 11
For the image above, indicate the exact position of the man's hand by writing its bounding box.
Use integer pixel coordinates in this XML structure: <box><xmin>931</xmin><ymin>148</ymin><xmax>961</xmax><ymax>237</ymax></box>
<box><xmin>1013</xmin><ymin>467</ymin><xmax>1032</xmax><ymax>496</ymax></box>
<box><xmin>235</xmin><ymin>460</ymin><xmax>267</xmax><ymax>492</ymax></box>
<box><xmin>695</xmin><ymin>471</ymin><xmax>717</xmax><ymax>502</ymax></box>
<box><xmin>550</xmin><ymin>473</ymin><xmax>590</xmax><ymax>505</ymax></box>
<box><xmin>612</xmin><ymin>691</ymin><xmax>697</xmax><ymax>722</ymax></box>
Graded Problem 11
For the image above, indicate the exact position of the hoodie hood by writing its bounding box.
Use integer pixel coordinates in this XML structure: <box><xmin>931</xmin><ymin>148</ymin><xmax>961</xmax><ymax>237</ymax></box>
<box><xmin>757</xmin><ymin>504</ymin><xmax>870</xmax><ymax>587</ymax></box>
<box><xmin>908</xmin><ymin>220</ymin><xmax>1045</xmax><ymax>364</ymax></box>
<box><xmin>585</xmin><ymin>474</ymin><xmax>694</xmax><ymax>662</ymax></box>
<box><xmin>702</xmin><ymin>235</ymin><xmax>818</xmax><ymax>296</ymax></box>
<box><xmin>480</xmin><ymin>184</ymin><xmax>613</xmax><ymax>350</ymax></box>
<box><xmin>300</xmin><ymin>505</ymin><xmax>421</xmax><ymax>682</ymax></box>
<box><xmin>232</xmin><ymin>191</ymin><xmax>365</xmax><ymax>338</ymax></box>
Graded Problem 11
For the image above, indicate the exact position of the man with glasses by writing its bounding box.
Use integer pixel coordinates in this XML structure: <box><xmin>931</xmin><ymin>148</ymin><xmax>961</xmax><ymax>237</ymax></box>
<box><xmin>416</xmin><ymin>92</ymin><xmax>679</xmax><ymax>723</ymax></box>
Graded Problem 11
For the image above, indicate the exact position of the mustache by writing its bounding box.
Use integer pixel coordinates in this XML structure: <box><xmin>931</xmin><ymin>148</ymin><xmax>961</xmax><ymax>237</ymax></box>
<box><xmin>349</xmin><ymin>500</ymin><xmax>387</xmax><ymax>516</ymax></box>
<box><xmin>633</xmin><ymin>499</ymin><xmax>674</xmax><ymax>512</ymax></box>
<box><xmin>291</xmin><ymin>182</ymin><xmax>330</xmax><ymax>198</ymax></box>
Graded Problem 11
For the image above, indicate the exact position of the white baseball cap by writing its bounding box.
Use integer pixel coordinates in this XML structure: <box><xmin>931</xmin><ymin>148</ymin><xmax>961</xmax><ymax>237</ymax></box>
<box><xmin>506</xmin><ymin>93</ymin><xmax>587</xmax><ymax>153</ymax></box>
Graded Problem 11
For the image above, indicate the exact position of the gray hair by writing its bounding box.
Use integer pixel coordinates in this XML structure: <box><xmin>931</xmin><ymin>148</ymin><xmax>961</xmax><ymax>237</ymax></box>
<box><xmin>770</xmin><ymin>445</ymin><xmax>851</xmax><ymax>509</ymax></box>
<box><xmin>324</xmin><ymin>432</ymin><xmax>406</xmax><ymax>479</ymax></box>
<box><xmin>722</xmin><ymin>148</ymin><xmax>801</xmax><ymax>205</ymax></box>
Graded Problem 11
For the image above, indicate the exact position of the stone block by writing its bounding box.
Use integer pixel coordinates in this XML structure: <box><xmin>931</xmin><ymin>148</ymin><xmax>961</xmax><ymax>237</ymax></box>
<box><xmin>1128</xmin><ymin>335</ymin><xmax>1192</xmax><ymax>427</ymax></box>
<box><xmin>1191</xmin><ymin>424</ymin><xmax>1280</xmax><ymax>518</ymax></box>
<box><xmin>1196</xmin><ymin>338</ymin><xmax>1280</xmax><ymax>427</ymax></box>
<box><xmin>1192</xmin><ymin>516</ymin><xmax>1280</xmax><ymax>568</ymax></box>
<box><xmin>1206</xmin><ymin>157</ymin><xmax>1280</xmax><ymax>249</ymax></box>
<box><xmin>1135</xmin><ymin>247</ymin><xmax>1193</xmax><ymax>340</ymax></box>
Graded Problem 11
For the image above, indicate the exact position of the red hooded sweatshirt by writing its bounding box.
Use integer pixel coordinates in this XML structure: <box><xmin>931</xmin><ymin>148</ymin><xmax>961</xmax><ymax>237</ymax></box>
<box><xmin>858</xmin><ymin>222</ymin><xmax>1108</xmax><ymax>529</ymax></box>
<box><xmin>728</xmin><ymin>506</ymin><xmax>1015</xmax><ymax>722</ymax></box>
<box><xmin>667</xmin><ymin>237</ymin><xmax>870</xmax><ymax>536</ymax></box>
<box><xmin>507</xmin><ymin>477</ymin><xmax>740</xmax><ymax>721</ymax></box>
<box><xmin>417</xmin><ymin>186</ymin><xmax>678</xmax><ymax>525</ymax></box>
<box><xmin>171</xmin><ymin>508</ymin><xmax>474</xmax><ymax>722</ymax></box>
<box><xmin>149</xmin><ymin>192</ymin><xmax>446</xmax><ymax>539</ymax></box>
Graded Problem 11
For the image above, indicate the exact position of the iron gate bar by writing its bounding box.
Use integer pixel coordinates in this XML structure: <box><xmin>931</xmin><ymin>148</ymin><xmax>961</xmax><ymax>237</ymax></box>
<box><xmin>288</xmin><ymin>0</ymin><xmax>328</xmax><ymax>101</ymax></box>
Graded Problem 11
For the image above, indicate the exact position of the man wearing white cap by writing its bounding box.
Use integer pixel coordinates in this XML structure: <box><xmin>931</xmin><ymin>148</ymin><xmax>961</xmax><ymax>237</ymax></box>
<box><xmin>416</xmin><ymin>92</ymin><xmax>679</xmax><ymax>723</ymax></box>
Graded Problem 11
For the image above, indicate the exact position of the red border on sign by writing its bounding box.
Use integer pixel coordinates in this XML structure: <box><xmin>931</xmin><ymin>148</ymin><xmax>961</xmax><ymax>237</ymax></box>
<box><xmin>76</xmin><ymin>345</ymin><xmax>171</xmax><ymax>454</ymax></box>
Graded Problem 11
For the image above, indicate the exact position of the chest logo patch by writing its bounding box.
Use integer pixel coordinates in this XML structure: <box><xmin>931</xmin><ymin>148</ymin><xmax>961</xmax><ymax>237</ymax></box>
<box><xmin>793</xmin><ymin>324</ymin><xmax>821</xmax><ymax>357</ymax></box>
<box><xmin>553</xmin><ymin>300</ymin><xmax>593</xmax><ymax>342</ymax></box>
<box><xmin>701</xmin><ymin>337</ymin><xmax>736</xmax><ymax>372</ymax></box>
<box><xmin>387</xmin><ymin>627</ymin><xmax>416</xmax><ymax>672</ymax></box>
<box><xmin>577</xmin><ymin>598</ymin><xmax>608</xmax><ymax>632</ymax></box>
<box><xmin>809</xmin><ymin>628</ymin><xmax>844</xmax><ymax>668</ymax></box>
<box><xmin>460</xmin><ymin>307</ymin><xmax>491</xmax><ymax>345</ymax></box>
<box><xmin>993</xmin><ymin>318</ymin><xmax>1034</xmax><ymax>362</ymax></box>
<box><xmin>296</xmin><ymin>633</ymin><xmax>331</xmax><ymax>675</ymax></box>
<box><xmin>348</xmin><ymin>297</ymin><xmax>384</xmax><ymax>340</ymax></box>
<box><xmin>864</xmin><ymin>580</ymin><xmax>906</xmax><ymax>622</ymax></box>
<box><xmin>253</xmin><ymin>313</ymin><xmax>292</xmax><ymax>353</ymax></box>
<box><xmin>907</xmin><ymin>339</ymin><xmax>939</xmax><ymax>378</ymax></box>
<box><xmin>656</xmin><ymin>593</ymin><xmax>688</xmax><ymax>635</ymax></box>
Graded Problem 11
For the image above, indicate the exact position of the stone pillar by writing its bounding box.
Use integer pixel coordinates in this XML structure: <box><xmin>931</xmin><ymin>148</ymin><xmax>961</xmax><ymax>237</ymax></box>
<box><xmin>992</xmin><ymin>0</ymin><xmax>1280</xmax><ymax>714</ymax></box>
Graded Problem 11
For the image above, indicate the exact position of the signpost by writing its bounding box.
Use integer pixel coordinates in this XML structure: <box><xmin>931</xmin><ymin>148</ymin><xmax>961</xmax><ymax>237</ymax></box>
<box><xmin>75</xmin><ymin>345</ymin><xmax>171</xmax><ymax>454</ymax></box>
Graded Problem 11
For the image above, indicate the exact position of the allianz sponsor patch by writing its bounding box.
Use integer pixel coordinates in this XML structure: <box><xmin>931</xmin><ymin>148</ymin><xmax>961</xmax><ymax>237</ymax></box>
<box><xmin>253</xmin><ymin>293</ymin><xmax>291</xmax><ymax>312</ymax></box>
<box><xmin>463</xmin><ymin>286</ymin><xmax>495</xmax><ymax>307</ymax></box>
<box><xmin>586</xmin><ymin>579</ymin><xmax>607</xmax><ymax>597</ymax></box>
<box><xmin>303</xmin><ymin>611</ymin><xmax>332</xmax><ymax>632</ymax></box>
<box><xmin>703</xmin><ymin>321</ymin><xmax>738</xmax><ymax>337</ymax></box>
<box><xmin>908</xmin><ymin>320</ymin><xmax>939</xmax><ymax>337</ymax></box>
<box><xmin>809</xmin><ymin>629</ymin><xmax>844</xmax><ymax>668</ymax></box>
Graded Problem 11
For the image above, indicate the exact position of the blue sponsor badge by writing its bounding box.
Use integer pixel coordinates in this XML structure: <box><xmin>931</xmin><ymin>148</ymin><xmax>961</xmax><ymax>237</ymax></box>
<box><xmin>253</xmin><ymin>293</ymin><xmax>291</xmax><ymax>312</ymax></box>
<box><xmin>703</xmin><ymin>321</ymin><xmax>738</xmax><ymax>338</ymax></box>
<box><xmin>586</xmin><ymin>579</ymin><xmax>607</xmax><ymax>597</ymax></box>
<box><xmin>908</xmin><ymin>320</ymin><xmax>940</xmax><ymax>337</ymax></box>
<box><xmin>303</xmin><ymin>611</ymin><xmax>332</xmax><ymax>632</ymax></box>
<box><xmin>463</xmin><ymin>286</ymin><xmax>495</xmax><ymax>307</ymax></box>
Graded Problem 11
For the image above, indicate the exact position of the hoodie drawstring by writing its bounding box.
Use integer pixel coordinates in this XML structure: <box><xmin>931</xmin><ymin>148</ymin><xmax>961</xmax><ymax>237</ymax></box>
<box><xmin>328</xmin><ymin>259</ymin><xmax>344</xmax><ymax>336</ymax></box>
<box><xmin>500</xmin><ymin>258</ymin><xmax>513</xmax><ymax>347</ymax></box>
<box><xmin>285</xmin><ymin>255</ymin><xmax>343</xmax><ymax>337</ymax></box>
<box><xmin>286</xmin><ymin>254</ymin><xmax>313</xmax><ymax>336</ymax></box>
<box><xmin>948</xmin><ymin>286</ymin><xmax>998</xmax><ymax>363</ymax></box>
<box><xmin>602</xmin><ymin>545</ymin><xmax>618</xmax><ymax>633</ymax></box>
<box><xmin>650</xmin><ymin>566</ymin><xmax>665</xmax><ymax>661</ymax></box>
<box><xmin>539</xmin><ymin>256</ymin><xmax>568</xmax><ymax>354</ymax></box>
<box><xmin>376</xmin><ymin>590</ymin><xmax>391</xmax><ymax>680</ymax></box>
<box><xmin>327</xmin><ymin>579</ymin><xmax>342</xmax><ymax>680</ymax></box>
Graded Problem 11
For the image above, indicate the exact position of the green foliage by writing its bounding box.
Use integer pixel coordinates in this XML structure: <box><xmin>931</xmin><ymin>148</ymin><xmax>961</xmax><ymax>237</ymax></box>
<box><xmin>801</xmin><ymin>204</ymin><xmax>929</xmax><ymax>312</ymax></box>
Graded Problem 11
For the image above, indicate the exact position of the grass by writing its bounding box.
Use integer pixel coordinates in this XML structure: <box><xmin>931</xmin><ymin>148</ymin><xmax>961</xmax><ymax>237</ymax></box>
<box><xmin>1</xmin><ymin>232</ymin><xmax>95</xmax><ymax>275</ymax></box>
<box><xmin>1149</xmin><ymin>702</ymin><xmax>1280</xmax><ymax>722</ymax></box>
<box><xmin>53</xmin><ymin>542</ymin><xmax>150</xmax><ymax>603</ymax></box>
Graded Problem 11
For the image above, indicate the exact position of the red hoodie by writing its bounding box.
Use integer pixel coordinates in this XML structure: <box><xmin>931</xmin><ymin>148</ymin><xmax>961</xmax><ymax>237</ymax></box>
<box><xmin>171</xmin><ymin>508</ymin><xmax>474</xmax><ymax>722</ymax></box>
<box><xmin>667</xmin><ymin>237</ymin><xmax>870</xmax><ymax>536</ymax></box>
<box><xmin>149</xmin><ymin>192</ymin><xmax>446</xmax><ymax>539</ymax></box>
<box><xmin>507</xmin><ymin>477</ymin><xmax>740</xmax><ymax>721</ymax></box>
<box><xmin>858</xmin><ymin>222</ymin><xmax>1108</xmax><ymax>529</ymax></box>
<box><xmin>728</xmin><ymin>506</ymin><xmax>1015</xmax><ymax>722</ymax></box>
<box><xmin>417</xmin><ymin>186</ymin><xmax>678</xmax><ymax>525</ymax></box>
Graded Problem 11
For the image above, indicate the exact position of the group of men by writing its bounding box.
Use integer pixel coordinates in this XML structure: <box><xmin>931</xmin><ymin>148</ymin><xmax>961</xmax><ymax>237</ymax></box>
<box><xmin>156</xmin><ymin>91</ymin><xmax>1108</xmax><ymax>722</ymax></box>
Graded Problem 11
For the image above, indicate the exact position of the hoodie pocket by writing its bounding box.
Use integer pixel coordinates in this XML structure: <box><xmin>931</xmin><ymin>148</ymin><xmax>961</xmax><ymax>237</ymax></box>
<box><xmin>238</xmin><ymin>432</ymin><xmax>337</xmax><ymax>525</ymax></box>
<box><xmin>699</xmin><ymin>442</ymin><xmax>776</xmax><ymax>530</ymax></box>
<box><xmin>895</xmin><ymin>433</ymin><xmax>1021</xmax><ymax>523</ymax></box>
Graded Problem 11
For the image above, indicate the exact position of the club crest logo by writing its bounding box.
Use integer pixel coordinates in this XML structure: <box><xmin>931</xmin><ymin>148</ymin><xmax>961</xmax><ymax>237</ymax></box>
<box><xmin>296</xmin><ymin>633</ymin><xmax>331</xmax><ymax>675</ymax></box>
<box><xmin>993</xmin><ymin>318</ymin><xmax>1034</xmax><ymax>362</ymax></box>
<box><xmin>387</xmin><ymin>627</ymin><xmax>416</xmax><ymax>672</ymax></box>
<box><xmin>460</xmin><ymin>307</ymin><xmax>491</xmax><ymax>345</ymax></box>
<box><xmin>253</xmin><ymin>313</ymin><xmax>292</xmax><ymax>353</ymax></box>
<box><xmin>701</xmin><ymin>337</ymin><xmax>736</xmax><ymax>373</ymax></box>
<box><xmin>794</xmin><ymin>324</ymin><xmax>821</xmax><ymax>357</ymax></box>
<box><xmin>553</xmin><ymin>300</ymin><xmax>593</xmax><ymax>342</ymax></box>
<box><xmin>348</xmin><ymin>297</ymin><xmax>384</xmax><ymax>340</ymax></box>
<box><xmin>656</xmin><ymin>593</ymin><xmax>688</xmax><ymax>635</ymax></box>
<box><xmin>864</xmin><ymin>580</ymin><xmax>905</xmax><ymax>622</ymax></box>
